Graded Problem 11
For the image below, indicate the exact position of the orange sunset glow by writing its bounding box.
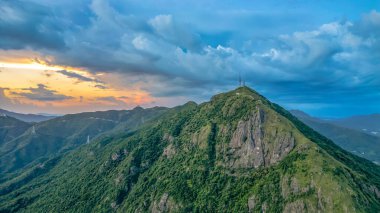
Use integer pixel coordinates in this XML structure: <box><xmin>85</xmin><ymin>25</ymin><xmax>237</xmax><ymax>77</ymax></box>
<box><xmin>0</xmin><ymin>56</ymin><xmax>155</xmax><ymax>114</ymax></box>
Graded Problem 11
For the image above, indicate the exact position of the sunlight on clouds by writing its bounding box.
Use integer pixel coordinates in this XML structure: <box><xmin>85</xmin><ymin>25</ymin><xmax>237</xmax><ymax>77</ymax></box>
<box><xmin>0</xmin><ymin>58</ymin><xmax>155</xmax><ymax>113</ymax></box>
<box><xmin>0</xmin><ymin>62</ymin><xmax>62</xmax><ymax>71</ymax></box>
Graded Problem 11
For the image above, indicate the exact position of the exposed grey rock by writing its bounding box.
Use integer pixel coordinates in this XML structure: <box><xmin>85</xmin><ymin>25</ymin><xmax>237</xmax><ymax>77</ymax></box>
<box><xmin>111</xmin><ymin>202</ymin><xmax>118</xmax><ymax>209</ymax></box>
<box><xmin>317</xmin><ymin>187</ymin><xmax>324</xmax><ymax>211</ymax></box>
<box><xmin>369</xmin><ymin>185</ymin><xmax>380</xmax><ymax>199</ymax></box>
<box><xmin>281</xmin><ymin>176</ymin><xmax>312</xmax><ymax>199</ymax></box>
<box><xmin>111</xmin><ymin>153</ymin><xmax>120</xmax><ymax>161</ymax></box>
<box><xmin>283</xmin><ymin>200</ymin><xmax>306</xmax><ymax>213</ymax></box>
<box><xmin>151</xmin><ymin>193</ymin><xmax>180</xmax><ymax>213</ymax></box>
<box><xmin>269</xmin><ymin>132</ymin><xmax>295</xmax><ymax>164</ymax></box>
<box><xmin>114</xmin><ymin>174</ymin><xmax>124</xmax><ymax>185</ymax></box>
<box><xmin>261</xmin><ymin>202</ymin><xmax>268</xmax><ymax>213</ymax></box>
<box><xmin>291</xmin><ymin>177</ymin><xmax>300</xmax><ymax>194</ymax></box>
<box><xmin>157</xmin><ymin>193</ymin><xmax>169</xmax><ymax>212</ymax></box>
<box><xmin>227</xmin><ymin>107</ymin><xmax>295</xmax><ymax>169</ymax></box>
<box><xmin>228</xmin><ymin>107</ymin><xmax>266</xmax><ymax>168</ymax></box>
<box><xmin>191</xmin><ymin>126</ymin><xmax>210</xmax><ymax>149</ymax></box>
<box><xmin>163</xmin><ymin>144</ymin><xmax>176</xmax><ymax>159</ymax></box>
<box><xmin>163</xmin><ymin>133</ymin><xmax>174</xmax><ymax>143</ymax></box>
<box><xmin>248</xmin><ymin>195</ymin><xmax>256</xmax><ymax>213</ymax></box>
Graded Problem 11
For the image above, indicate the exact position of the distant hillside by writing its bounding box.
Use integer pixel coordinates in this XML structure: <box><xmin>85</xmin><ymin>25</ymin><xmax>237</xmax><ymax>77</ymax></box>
<box><xmin>329</xmin><ymin>114</ymin><xmax>380</xmax><ymax>136</ymax></box>
<box><xmin>0</xmin><ymin>107</ymin><xmax>168</xmax><ymax>177</ymax></box>
<box><xmin>0</xmin><ymin>116</ymin><xmax>31</xmax><ymax>146</ymax></box>
<box><xmin>1</xmin><ymin>87</ymin><xmax>379</xmax><ymax>212</ymax></box>
<box><xmin>291</xmin><ymin>110</ymin><xmax>380</xmax><ymax>163</ymax></box>
<box><xmin>0</xmin><ymin>109</ymin><xmax>57</xmax><ymax>123</ymax></box>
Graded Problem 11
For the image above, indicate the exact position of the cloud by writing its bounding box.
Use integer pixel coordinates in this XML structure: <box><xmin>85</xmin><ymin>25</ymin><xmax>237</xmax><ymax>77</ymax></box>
<box><xmin>95</xmin><ymin>96</ymin><xmax>128</xmax><ymax>106</ymax></box>
<box><xmin>57</xmin><ymin>69</ymin><xmax>105</xmax><ymax>85</ymax></box>
<box><xmin>57</xmin><ymin>70</ymin><xmax>95</xmax><ymax>82</ymax></box>
<box><xmin>0</xmin><ymin>0</ymin><xmax>66</xmax><ymax>50</ymax></box>
<box><xmin>12</xmin><ymin>84</ymin><xmax>73</xmax><ymax>101</ymax></box>
<box><xmin>94</xmin><ymin>84</ymin><xmax>107</xmax><ymax>89</ymax></box>
<box><xmin>148</xmin><ymin>14</ymin><xmax>202</xmax><ymax>51</ymax></box>
<box><xmin>0</xmin><ymin>0</ymin><xmax>380</xmax><ymax>116</ymax></box>
<box><xmin>0</xmin><ymin>88</ymin><xmax>13</xmax><ymax>108</ymax></box>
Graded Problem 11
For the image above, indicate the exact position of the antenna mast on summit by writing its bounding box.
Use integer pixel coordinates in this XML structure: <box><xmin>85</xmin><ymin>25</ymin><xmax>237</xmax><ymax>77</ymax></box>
<box><xmin>239</xmin><ymin>70</ymin><xmax>242</xmax><ymax>87</ymax></box>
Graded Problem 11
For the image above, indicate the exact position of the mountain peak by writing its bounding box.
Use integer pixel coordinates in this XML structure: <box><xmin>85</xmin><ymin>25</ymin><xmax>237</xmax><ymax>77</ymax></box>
<box><xmin>209</xmin><ymin>86</ymin><xmax>270</xmax><ymax>109</ymax></box>
<box><xmin>1</xmin><ymin>87</ymin><xmax>380</xmax><ymax>212</ymax></box>
<box><xmin>132</xmin><ymin>105</ymin><xmax>144</xmax><ymax>111</ymax></box>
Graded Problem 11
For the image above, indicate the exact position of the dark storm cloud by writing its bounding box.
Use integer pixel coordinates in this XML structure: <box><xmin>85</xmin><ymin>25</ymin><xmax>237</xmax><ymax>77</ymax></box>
<box><xmin>57</xmin><ymin>70</ymin><xmax>103</xmax><ymax>84</ymax></box>
<box><xmin>12</xmin><ymin>84</ymin><xmax>73</xmax><ymax>101</ymax></box>
<box><xmin>1</xmin><ymin>0</ymin><xmax>380</xmax><ymax>116</ymax></box>
<box><xmin>0</xmin><ymin>0</ymin><xmax>66</xmax><ymax>50</ymax></box>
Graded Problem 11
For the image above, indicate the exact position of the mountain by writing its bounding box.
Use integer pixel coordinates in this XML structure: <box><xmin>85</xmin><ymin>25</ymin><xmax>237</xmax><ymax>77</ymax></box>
<box><xmin>291</xmin><ymin>110</ymin><xmax>380</xmax><ymax>163</ymax></box>
<box><xmin>0</xmin><ymin>115</ymin><xmax>31</xmax><ymax>146</ymax></box>
<box><xmin>0</xmin><ymin>107</ymin><xmax>168</xmax><ymax>178</ymax></box>
<box><xmin>329</xmin><ymin>114</ymin><xmax>380</xmax><ymax>136</ymax></box>
<box><xmin>0</xmin><ymin>109</ymin><xmax>57</xmax><ymax>123</ymax></box>
<box><xmin>0</xmin><ymin>87</ymin><xmax>379</xmax><ymax>212</ymax></box>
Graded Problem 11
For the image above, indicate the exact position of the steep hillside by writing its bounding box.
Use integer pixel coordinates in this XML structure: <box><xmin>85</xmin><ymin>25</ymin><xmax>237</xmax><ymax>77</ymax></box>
<box><xmin>0</xmin><ymin>116</ymin><xmax>31</xmax><ymax>146</ymax></box>
<box><xmin>291</xmin><ymin>110</ymin><xmax>380</xmax><ymax>163</ymax></box>
<box><xmin>0</xmin><ymin>87</ymin><xmax>379</xmax><ymax>212</ymax></box>
<box><xmin>0</xmin><ymin>107</ymin><xmax>168</xmax><ymax>177</ymax></box>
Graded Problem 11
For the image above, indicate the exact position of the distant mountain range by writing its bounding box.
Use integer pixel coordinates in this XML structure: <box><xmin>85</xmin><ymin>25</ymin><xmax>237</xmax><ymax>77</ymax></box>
<box><xmin>0</xmin><ymin>109</ymin><xmax>57</xmax><ymax>123</ymax></box>
<box><xmin>291</xmin><ymin>110</ymin><xmax>380</xmax><ymax>163</ymax></box>
<box><xmin>0</xmin><ymin>87</ymin><xmax>379</xmax><ymax>212</ymax></box>
<box><xmin>329</xmin><ymin>114</ymin><xmax>380</xmax><ymax>136</ymax></box>
<box><xmin>0</xmin><ymin>107</ymin><xmax>168</xmax><ymax>177</ymax></box>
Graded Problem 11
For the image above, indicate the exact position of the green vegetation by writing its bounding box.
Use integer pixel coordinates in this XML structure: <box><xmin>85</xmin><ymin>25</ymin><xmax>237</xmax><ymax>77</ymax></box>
<box><xmin>0</xmin><ymin>86</ymin><xmax>379</xmax><ymax>212</ymax></box>
<box><xmin>0</xmin><ymin>107</ymin><xmax>168</xmax><ymax>177</ymax></box>
<box><xmin>0</xmin><ymin>116</ymin><xmax>31</xmax><ymax>146</ymax></box>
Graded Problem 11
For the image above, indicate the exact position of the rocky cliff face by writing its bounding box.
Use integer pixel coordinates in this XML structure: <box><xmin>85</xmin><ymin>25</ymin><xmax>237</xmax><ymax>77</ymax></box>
<box><xmin>228</xmin><ymin>107</ymin><xmax>266</xmax><ymax>168</ymax></box>
<box><xmin>227</xmin><ymin>107</ymin><xmax>295</xmax><ymax>169</ymax></box>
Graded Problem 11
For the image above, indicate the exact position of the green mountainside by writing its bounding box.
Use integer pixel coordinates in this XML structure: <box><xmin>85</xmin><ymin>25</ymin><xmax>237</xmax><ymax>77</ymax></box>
<box><xmin>291</xmin><ymin>110</ymin><xmax>380</xmax><ymax>163</ymax></box>
<box><xmin>0</xmin><ymin>107</ymin><xmax>168</xmax><ymax>178</ymax></box>
<box><xmin>0</xmin><ymin>116</ymin><xmax>31</xmax><ymax>146</ymax></box>
<box><xmin>0</xmin><ymin>87</ymin><xmax>379</xmax><ymax>212</ymax></box>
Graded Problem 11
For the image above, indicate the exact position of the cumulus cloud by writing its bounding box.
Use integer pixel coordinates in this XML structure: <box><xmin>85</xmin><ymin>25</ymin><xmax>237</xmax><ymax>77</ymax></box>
<box><xmin>148</xmin><ymin>14</ymin><xmax>202</xmax><ymax>51</ymax></box>
<box><xmin>12</xmin><ymin>84</ymin><xmax>73</xmax><ymax>101</ymax></box>
<box><xmin>0</xmin><ymin>0</ymin><xmax>66</xmax><ymax>50</ymax></box>
<box><xmin>1</xmin><ymin>0</ymin><xmax>380</xmax><ymax>116</ymax></box>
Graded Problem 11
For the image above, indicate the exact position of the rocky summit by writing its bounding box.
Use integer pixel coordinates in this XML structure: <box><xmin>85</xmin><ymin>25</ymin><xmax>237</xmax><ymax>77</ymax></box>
<box><xmin>0</xmin><ymin>86</ymin><xmax>379</xmax><ymax>212</ymax></box>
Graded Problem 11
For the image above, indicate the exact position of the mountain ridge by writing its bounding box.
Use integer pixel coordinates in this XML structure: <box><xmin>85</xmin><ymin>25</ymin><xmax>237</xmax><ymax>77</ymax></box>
<box><xmin>0</xmin><ymin>86</ymin><xmax>379</xmax><ymax>212</ymax></box>
<box><xmin>0</xmin><ymin>109</ymin><xmax>57</xmax><ymax>123</ymax></box>
<box><xmin>0</xmin><ymin>106</ymin><xmax>169</xmax><ymax>179</ymax></box>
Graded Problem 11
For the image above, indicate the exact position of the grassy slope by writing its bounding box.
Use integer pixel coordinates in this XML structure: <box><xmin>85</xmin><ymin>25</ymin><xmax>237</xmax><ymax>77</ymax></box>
<box><xmin>0</xmin><ymin>87</ymin><xmax>379</xmax><ymax>212</ymax></box>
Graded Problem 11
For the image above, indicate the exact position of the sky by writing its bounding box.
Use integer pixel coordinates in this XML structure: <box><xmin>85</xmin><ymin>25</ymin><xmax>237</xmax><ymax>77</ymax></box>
<box><xmin>0</xmin><ymin>0</ymin><xmax>379</xmax><ymax>117</ymax></box>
